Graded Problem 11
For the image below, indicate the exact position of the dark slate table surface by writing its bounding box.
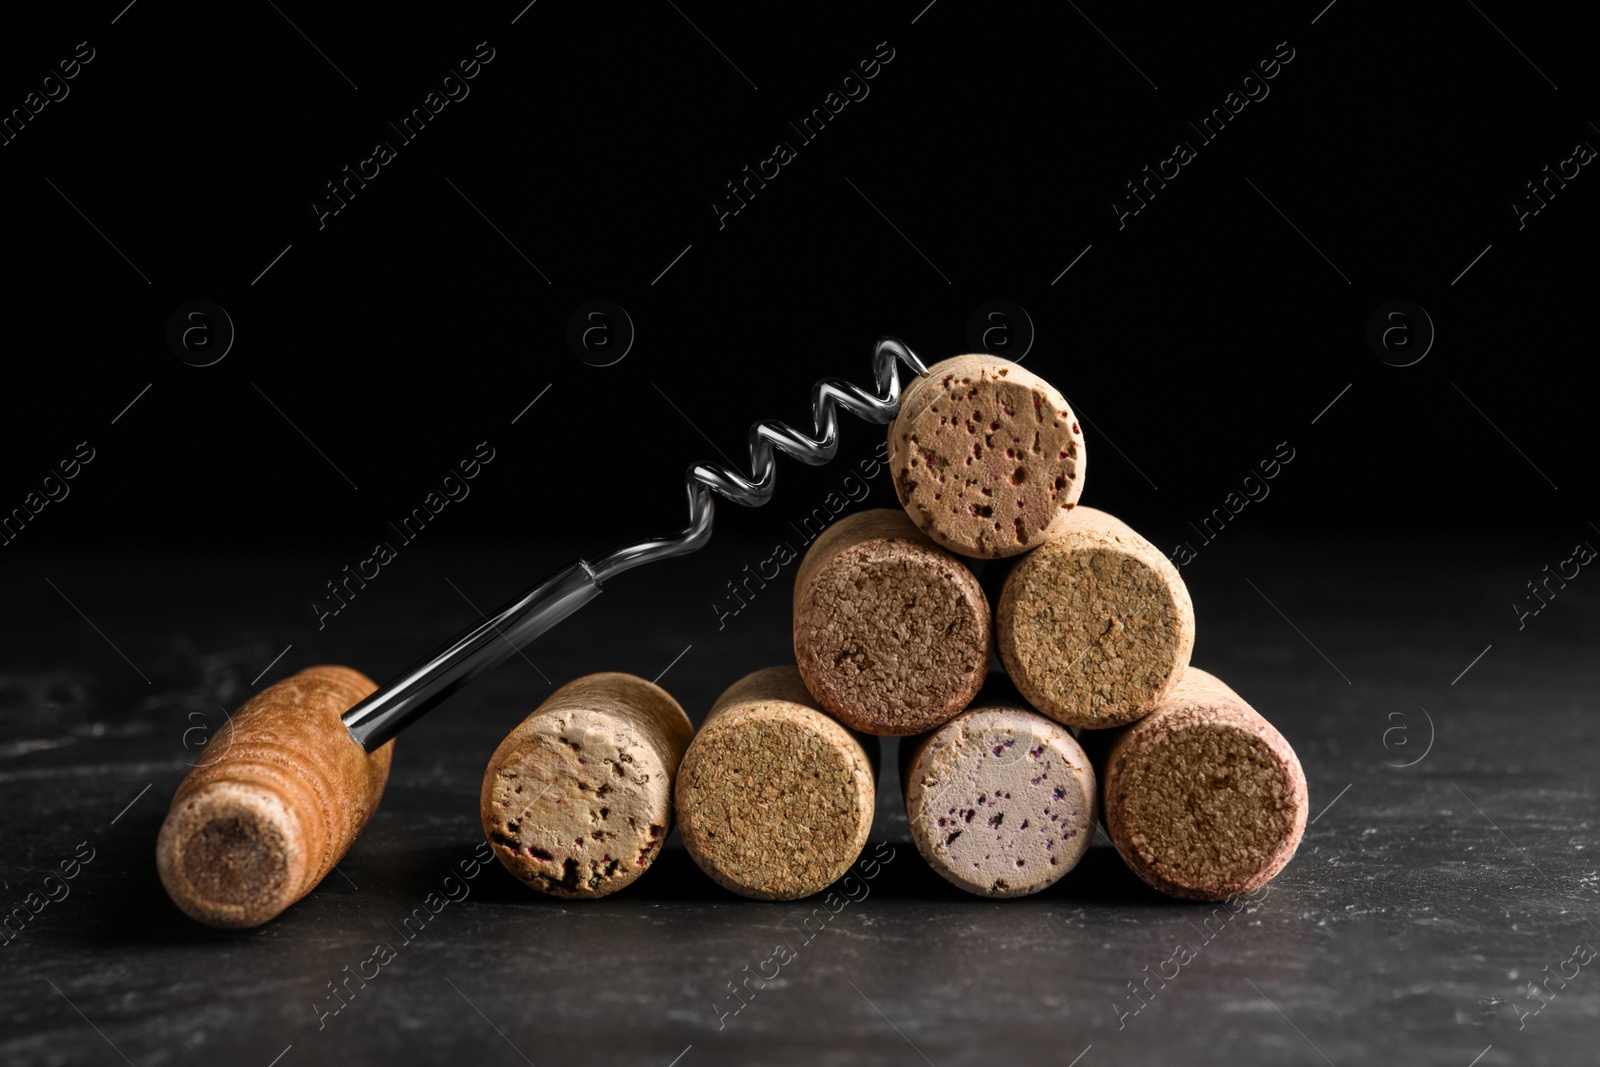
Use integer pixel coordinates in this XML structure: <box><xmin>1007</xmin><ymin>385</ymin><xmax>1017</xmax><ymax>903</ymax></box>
<box><xmin>2</xmin><ymin>531</ymin><xmax>1596</xmax><ymax>1067</ymax></box>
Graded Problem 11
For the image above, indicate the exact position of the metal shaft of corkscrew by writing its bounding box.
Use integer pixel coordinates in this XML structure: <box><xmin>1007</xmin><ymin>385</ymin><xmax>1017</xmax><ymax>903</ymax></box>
<box><xmin>340</xmin><ymin>337</ymin><xmax>928</xmax><ymax>752</ymax></box>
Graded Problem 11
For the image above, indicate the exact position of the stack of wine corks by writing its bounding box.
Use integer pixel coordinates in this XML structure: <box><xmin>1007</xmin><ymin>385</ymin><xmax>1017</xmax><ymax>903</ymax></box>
<box><xmin>487</xmin><ymin>351</ymin><xmax>1305</xmax><ymax>908</ymax></box>
<box><xmin>887</xmin><ymin>354</ymin><xmax>1307</xmax><ymax>902</ymax></box>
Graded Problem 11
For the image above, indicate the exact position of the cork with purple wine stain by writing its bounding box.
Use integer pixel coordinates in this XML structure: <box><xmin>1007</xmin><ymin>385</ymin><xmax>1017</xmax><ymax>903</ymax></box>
<box><xmin>902</xmin><ymin>690</ymin><xmax>1097</xmax><ymax>898</ymax></box>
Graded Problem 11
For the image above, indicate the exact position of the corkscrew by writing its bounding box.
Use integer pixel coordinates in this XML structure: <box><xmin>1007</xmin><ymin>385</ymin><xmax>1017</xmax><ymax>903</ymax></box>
<box><xmin>157</xmin><ymin>335</ymin><xmax>927</xmax><ymax>927</ymax></box>
<box><xmin>340</xmin><ymin>336</ymin><xmax>928</xmax><ymax>750</ymax></box>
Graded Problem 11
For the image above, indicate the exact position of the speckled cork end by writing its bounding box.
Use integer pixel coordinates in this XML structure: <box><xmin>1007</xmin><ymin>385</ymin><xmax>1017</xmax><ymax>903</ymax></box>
<box><xmin>888</xmin><ymin>354</ymin><xmax>1086</xmax><ymax>558</ymax></box>
<box><xmin>675</xmin><ymin>666</ymin><xmax>877</xmax><ymax>901</ymax></box>
<box><xmin>997</xmin><ymin>506</ymin><xmax>1195</xmax><ymax>729</ymax></box>
<box><xmin>481</xmin><ymin>672</ymin><xmax>693</xmax><ymax>900</ymax></box>
<box><xmin>903</xmin><ymin>703</ymin><xmax>1096</xmax><ymax>898</ymax></box>
<box><xmin>793</xmin><ymin>509</ymin><xmax>991</xmax><ymax>736</ymax></box>
<box><xmin>156</xmin><ymin>665</ymin><xmax>391</xmax><ymax>929</ymax></box>
<box><xmin>1099</xmin><ymin>667</ymin><xmax>1307</xmax><ymax>901</ymax></box>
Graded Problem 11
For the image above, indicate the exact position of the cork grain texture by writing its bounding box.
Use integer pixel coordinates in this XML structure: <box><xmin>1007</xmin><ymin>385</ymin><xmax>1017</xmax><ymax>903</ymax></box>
<box><xmin>793</xmin><ymin>508</ymin><xmax>991</xmax><ymax>736</ymax></box>
<box><xmin>1100</xmin><ymin>667</ymin><xmax>1307</xmax><ymax>901</ymax></box>
<box><xmin>155</xmin><ymin>665</ymin><xmax>392</xmax><ymax>928</ymax></box>
<box><xmin>998</xmin><ymin>506</ymin><xmax>1195</xmax><ymax>729</ymax></box>
<box><xmin>888</xmin><ymin>354</ymin><xmax>1085</xmax><ymax>558</ymax></box>
<box><xmin>675</xmin><ymin>666</ymin><xmax>877</xmax><ymax>901</ymax></box>
<box><xmin>903</xmin><ymin>703</ymin><xmax>1097</xmax><ymax>898</ymax></box>
<box><xmin>481</xmin><ymin>672</ymin><xmax>693</xmax><ymax>899</ymax></box>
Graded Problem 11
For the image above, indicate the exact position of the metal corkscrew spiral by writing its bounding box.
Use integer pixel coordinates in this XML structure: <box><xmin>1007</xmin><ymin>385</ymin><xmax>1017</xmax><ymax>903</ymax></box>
<box><xmin>340</xmin><ymin>336</ymin><xmax>928</xmax><ymax>751</ymax></box>
<box><xmin>589</xmin><ymin>335</ymin><xmax>928</xmax><ymax>580</ymax></box>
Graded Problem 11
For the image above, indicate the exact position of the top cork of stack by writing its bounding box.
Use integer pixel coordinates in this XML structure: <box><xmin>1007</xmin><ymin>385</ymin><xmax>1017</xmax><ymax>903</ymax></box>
<box><xmin>888</xmin><ymin>355</ymin><xmax>1086</xmax><ymax>558</ymax></box>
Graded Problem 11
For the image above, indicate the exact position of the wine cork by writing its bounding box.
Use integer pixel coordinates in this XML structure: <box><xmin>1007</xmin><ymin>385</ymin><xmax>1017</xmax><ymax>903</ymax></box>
<box><xmin>902</xmin><ymin>700</ymin><xmax>1096</xmax><ymax>898</ymax></box>
<box><xmin>888</xmin><ymin>354</ymin><xmax>1085</xmax><ymax>558</ymax></box>
<box><xmin>793</xmin><ymin>508</ymin><xmax>991</xmax><ymax>737</ymax></box>
<box><xmin>1096</xmin><ymin>667</ymin><xmax>1307</xmax><ymax>901</ymax></box>
<box><xmin>480</xmin><ymin>672</ymin><xmax>693</xmax><ymax>899</ymax></box>
<box><xmin>675</xmin><ymin>666</ymin><xmax>877</xmax><ymax>901</ymax></box>
<box><xmin>997</xmin><ymin>506</ymin><xmax>1194</xmax><ymax>729</ymax></box>
<box><xmin>156</xmin><ymin>666</ymin><xmax>393</xmax><ymax>929</ymax></box>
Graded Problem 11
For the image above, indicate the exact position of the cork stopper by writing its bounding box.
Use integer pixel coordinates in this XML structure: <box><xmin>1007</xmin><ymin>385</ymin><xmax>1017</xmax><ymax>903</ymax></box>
<box><xmin>792</xmin><ymin>508</ymin><xmax>991</xmax><ymax>736</ymax></box>
<box><xmin>1097</xmin><ymin>667</ymin><xmax>1307</xmax><ymax>900</ymax></box>
<box><xmin>888</xmin><ymin>354</ymin><xmax>1085</xmax><ymax>558</ymax></box>
<box><xmin>675</xmin><ymin>666</ymin><xmax>878</xmax><ymax>900</ymax></box>
<box><xmin>997</xmin><ymin>506</ymin><xmax>1194</xmax><ymax>729</ymax></box>
<box><xmin>903</xmin><ymin>702</ymin><xmax>1096</xmax><ymax>898</ymax></box>
<box><xmin>480</xmin><ymin>672</ymin><xmax>693</xmax><ymax>899</ymax></box>
<box><xmin>156</xmin><ymin>666</ymin><xmax>393</xmax><ymax>928</ymax></box>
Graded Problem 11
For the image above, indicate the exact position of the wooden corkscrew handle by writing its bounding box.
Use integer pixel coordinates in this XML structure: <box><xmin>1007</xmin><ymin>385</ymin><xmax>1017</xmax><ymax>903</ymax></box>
<box><xmin>156</xmin><ymin>666</ymin><xmax>394</xmax><ymax>928</ymax></box>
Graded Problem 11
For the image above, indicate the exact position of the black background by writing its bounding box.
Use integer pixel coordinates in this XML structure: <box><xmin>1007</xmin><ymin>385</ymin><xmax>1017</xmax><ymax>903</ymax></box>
<box><xmin>2</xmin><ymin>1</ymin><xmax>1592</xmax><ymax>558</ymax></box>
